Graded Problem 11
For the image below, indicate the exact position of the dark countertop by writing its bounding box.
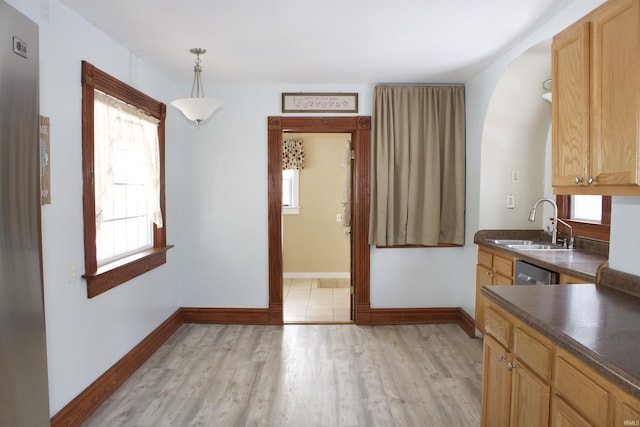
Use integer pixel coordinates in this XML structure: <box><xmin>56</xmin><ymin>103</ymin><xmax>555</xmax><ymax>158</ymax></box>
<box><xmin>482</xmin><ymin>284</ymin><xmax>640</xmax><ymax>399</ymax></box>
<box><xmin>474</xmin><ymin>229</ymin><xmax>608</xmax><ymax>282</ymax></box>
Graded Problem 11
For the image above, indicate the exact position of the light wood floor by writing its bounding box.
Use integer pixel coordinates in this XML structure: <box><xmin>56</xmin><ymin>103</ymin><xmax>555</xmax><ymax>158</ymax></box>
<box><xmin>83</xmin><ymin>323</ymin><xmax>483</xmax><ymax>427</ymax></box>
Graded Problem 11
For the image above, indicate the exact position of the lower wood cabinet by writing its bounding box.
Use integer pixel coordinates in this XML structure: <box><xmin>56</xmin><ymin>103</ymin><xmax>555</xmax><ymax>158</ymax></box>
<box><xmin>554</xmin><ymin>350</ymin><xmax>611</xmax><ymax>426</ymax></box>
<box><xmin>552</xmin><ymin>396</ymin><xmax>592</xmax><ymax>426</ymax></box>
<box><xmin>482</xmin><ymin>335</ymin><xmax>513</xmax><ymax>426</ymax></box>
<box><xmin>558</xmin><ymin>273</ymin><xmax>589</xmax><ymax>285</ymax></box>
<box><xmin>619</xmin><ymin>398</ymin><xmax>640</xmax><ymax>427</ymax></box>
<box><xmin>481</xmin><ymin>300</ymin><xmax>640</xmax><ymax>427</ymax></box>
<box><xmin>511</xmin><ymin>360</ymin><xmax>551</xmax><ymax>426</ymax></box>
<box><xmin>476</xmin><ymin>247</ymin><xmax>515</xmax><ymax>333</ymax></box>
<box><xmin>481</xmin><ymin>306</ymin><xmax>552</xmax><ymax>427</ymax></box>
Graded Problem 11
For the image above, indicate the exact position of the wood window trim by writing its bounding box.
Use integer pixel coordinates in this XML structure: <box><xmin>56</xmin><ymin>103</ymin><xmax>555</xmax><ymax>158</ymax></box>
<box><xmin>375</xmin><ymin>243</ymin><xmax>463</xmax><ymax>249</ymax></box>
<box><xmin>81</xmin><ymin>61</ymin><xmax>172</xmax><ymax>298</ymax></box>
<box><xmin>556</xmin><ymin>195</ymin><xmax>611</xmax><ymax>242</ymax></box>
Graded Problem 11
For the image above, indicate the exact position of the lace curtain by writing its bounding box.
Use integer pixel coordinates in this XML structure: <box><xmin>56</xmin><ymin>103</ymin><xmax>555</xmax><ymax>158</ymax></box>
<box><xmin>283</xmin><ymin>139</ymin><xmax>305</xmax><ymax>170</ymax></box>
<box><xmin>93</xmin><ymin>90</ymin><xmax>163</xmax><ymax>231</ymax></box>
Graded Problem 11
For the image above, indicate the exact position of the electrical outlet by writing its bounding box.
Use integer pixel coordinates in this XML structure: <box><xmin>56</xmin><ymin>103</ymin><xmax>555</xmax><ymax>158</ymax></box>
<box><xmin>511</xmin><ymin>170</ymin><xmax>520</xmax><ymax>183</ymax></box>
<box><xmin>506</xmin><ymin>194</ymin><xmax>515</xmax><ymax>209</ymax></box>
<box><xmin>336</xmin><ymin>213</ymin><xmax>343</xmax><ymax>222</ymax></box>
<box><xmin>68</xmin><ymin>261</ymin><xmax>77</xmax><ymax>283</ymax></box>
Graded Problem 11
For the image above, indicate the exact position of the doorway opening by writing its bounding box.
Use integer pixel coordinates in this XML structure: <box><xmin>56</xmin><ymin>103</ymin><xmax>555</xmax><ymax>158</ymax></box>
<box><xmin>267</xmin><ymin>116</ymin><xmax>371</xmax><ymax>325</ymax></box>
<box><xmin>282</xmin><ymin>132</ymin><xmax>352</xmax><ymax>323</ymax></box>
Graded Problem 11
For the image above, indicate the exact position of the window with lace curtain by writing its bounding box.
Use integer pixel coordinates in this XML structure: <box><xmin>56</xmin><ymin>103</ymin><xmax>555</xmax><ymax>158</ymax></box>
<box><xmin>81</xmin><ymin>61</ymin><xmax>172</xmax><ymax>298</ymax></box>
<box><xmin>93</xmin><ymin>90</ymin><xmax>162</xmax><ymax>264</ymax></box>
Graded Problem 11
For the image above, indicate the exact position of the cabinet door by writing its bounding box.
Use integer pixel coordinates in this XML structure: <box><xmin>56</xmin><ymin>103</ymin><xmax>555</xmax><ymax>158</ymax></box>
<box><xmin>493</xmin><ymin>254</ymin><xmax>515</xmax><ymax>279</ymax></box>
<box><xmin>510</xmin><ymin>360</ymin><xmax>551</xmax><ymax>427</ymax></box>
<box><xmin>616</xmin><ymin>390</ymin><xmax>640</xmax><ymax>427</ymax></box>
<box><xmin>494</xmin><ymin>273</ymin><xmax>514</xmax><ymax>286</ymax></box>
<box><xmin>619</xmin><ymin>402</ymin><xmax>640</xmax><ymax>427</ymax></box>
<box><xmin>478</xmin><ymin>248</ymin><xmax>494</xmax><ymax>268</ymax></box>
<box><xmin>552</xmin><ymin>21</ymin><xmax>590</xmax><ymax>187</ymax></box>
<box><xmin>552</xmin><ymin>395</ymin><xmax>593</xmax><ymax>427</ymax></box>
<box><xmin>555</xmin><ymin>353</ymin><xmax>611</xmax><ymax>426</ymax></box>
<box><xmin>481</xmin><ymin>335</ymin><xmax>512</xmax><ymax>427</ymax></box>
<box><xmin>559</xmin><ymin>273</ymin><xmax>589</xmax><ymax>285</ymax></box>
<box><xmin>476</xmin><ymin>264</ymin><xmax>493</xmax><ymax>333</ymax></box>
<box><xmin>590</xmin><ymin>0</ymin><xmax>640</xmax><ymax>187</ymax></box>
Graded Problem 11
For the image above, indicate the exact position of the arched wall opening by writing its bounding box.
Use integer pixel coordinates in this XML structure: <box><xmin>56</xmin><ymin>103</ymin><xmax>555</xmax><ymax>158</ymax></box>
<box><xmin>478</xmin><ymin>39</ymin><xmax>554</xmax><ymax>231</ymax></box>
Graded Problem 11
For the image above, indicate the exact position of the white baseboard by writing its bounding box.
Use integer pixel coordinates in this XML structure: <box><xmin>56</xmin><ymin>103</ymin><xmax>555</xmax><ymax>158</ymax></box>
<box><xmin>284</xmin><ymin>272</ymin><xmax>350</xmax><ymax>279</ymax></box>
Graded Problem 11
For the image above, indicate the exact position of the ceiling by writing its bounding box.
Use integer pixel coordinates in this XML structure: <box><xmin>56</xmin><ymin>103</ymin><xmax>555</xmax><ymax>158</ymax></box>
<box><xmin>58</xmin><ymin>0</ymin><xmax>574</xmax><ymax>85</ymax></box>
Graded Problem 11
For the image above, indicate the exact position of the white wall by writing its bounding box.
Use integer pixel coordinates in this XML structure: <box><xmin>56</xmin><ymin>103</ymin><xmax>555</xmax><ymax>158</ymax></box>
<box><xmin>370</xmin><ymin>247</ymin><xmax>466</xmax><ymax>307</ymax></box>
<box><xmin>479</xmin><ymin>41</ymin><xmax>552</xmax><ymax>230</ymax></box>
<box><xmin>176</xmin><ymin>81</ymin><xmax>477</xmax><ymax>309</ymax></box>
<box><xmin>177</xmin><ymin>84</ymin><xmax>373</xmax><ymax>307</ymax></box>
<box><xmin>609</xmin><ymin>197</ymin><xmax>640</xmax><ymax>276</ymax></box>
<box><xmin>462</xmin><ymin>0</ymin><xmax>606</xmax><ymax>316</ymax></box>
<box><xmin>6</xmin><ymin>0</ymin><xmax>185</xmax><ymax>415</ymax></box>
<box><xmin>9</xmin><ymin>0</ymin><xmax>638</xmax><ymax>417</ymax></box>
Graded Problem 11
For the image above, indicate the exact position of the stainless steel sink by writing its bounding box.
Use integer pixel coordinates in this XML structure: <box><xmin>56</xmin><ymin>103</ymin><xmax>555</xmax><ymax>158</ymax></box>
<box><xmin>487</xmin><ymin>239</ymin><xmax>535</xmax><ymax>246</ymax></box>
<box><xmin>486</xmin><ymin>239</ymin><xmax>571</xmax><ymax>251</ymax></box>
<box><xmin>506</xmin><ymin>243</ymin><xmax>563</xmax><ymax>250</ymax></box>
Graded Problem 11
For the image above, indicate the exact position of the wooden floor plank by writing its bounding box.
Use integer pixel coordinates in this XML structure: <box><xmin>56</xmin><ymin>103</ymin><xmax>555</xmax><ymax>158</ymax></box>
<box><xmin>83</xmin><ymin>323</ymin><xmax>482</xmax><ymax>426</ymax></box>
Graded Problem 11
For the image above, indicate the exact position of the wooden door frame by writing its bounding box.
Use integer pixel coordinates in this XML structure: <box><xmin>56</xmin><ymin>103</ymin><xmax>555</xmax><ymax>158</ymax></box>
<box><xmin>268</xmin><ymin>116</ymin><xmax>371</xmax><ymax>325</ymax></box>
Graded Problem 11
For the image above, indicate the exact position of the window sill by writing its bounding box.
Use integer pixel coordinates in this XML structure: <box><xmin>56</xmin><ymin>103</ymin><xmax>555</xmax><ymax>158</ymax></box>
<box><xmin>83</xmin><ymin>245</ymin><xmax>174</xmax><ymax>298</ymax></box>
<box><xmin>557</xmin><ymin>219</ymin><xmax>610</xmax><ymax>242</ymax></box>
<box><xmin>283</xmin><ymin>206</ymin><xmax>300</xmax><ymax>215</ymax></box>
<box><xmin>376</xmin><ymin>243</ymin><xmax>462</xmax><ymax>248</ymax></box>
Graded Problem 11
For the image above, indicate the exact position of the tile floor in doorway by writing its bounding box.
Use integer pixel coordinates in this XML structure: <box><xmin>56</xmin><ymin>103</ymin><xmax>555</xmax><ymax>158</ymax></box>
<box><xmin>283</xmin><ymin>277</ymin><xmax>351</xmax><ymax>323</ymax></box>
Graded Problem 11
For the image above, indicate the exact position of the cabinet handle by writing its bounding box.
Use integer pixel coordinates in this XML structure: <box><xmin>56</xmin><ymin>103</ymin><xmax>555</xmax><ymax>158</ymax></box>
<box><xmin>575</xmin><ymin>177</ymin><xmax>584</xmax><ymax>184</ymax></box>
<box><xmin>588</xmin><ymin>176</ymin><xmax>599</xmax><ymax>184</ymax></box>
<box><xmin>485</xmin><ymin>271</ymin><xmax>493</xmax><ymax>277</ymax></box>
<box><xmin>498</xmin><ymin>354</ymin><xmax>506</xmax><ymax>361</ymax></box>
<box><xmin>507</xmin><ymin>362</ymin><xmax>516</xmax><ymax>371</ymax></box>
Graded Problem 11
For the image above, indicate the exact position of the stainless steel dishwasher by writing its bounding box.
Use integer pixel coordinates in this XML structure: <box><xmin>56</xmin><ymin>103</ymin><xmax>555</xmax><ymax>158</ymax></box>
<box><xmin>515</xmin><ymin>260</ymin><xmax>559</xmax><ymax>285</ymax></box>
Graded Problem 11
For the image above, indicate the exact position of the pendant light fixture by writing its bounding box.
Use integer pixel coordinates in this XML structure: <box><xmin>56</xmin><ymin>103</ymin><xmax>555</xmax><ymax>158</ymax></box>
<box><xmin>171</xmin><ymin>48</ymin><xmax>224</xmax><ymax>127</ymax></box>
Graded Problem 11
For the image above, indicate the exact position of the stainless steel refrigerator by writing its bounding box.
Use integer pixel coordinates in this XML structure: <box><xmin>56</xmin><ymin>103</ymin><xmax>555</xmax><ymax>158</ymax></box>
<box><xmin>0</xmin><ymin>1</ymin><xmax>51</xmax><ymax>425</ymax></box>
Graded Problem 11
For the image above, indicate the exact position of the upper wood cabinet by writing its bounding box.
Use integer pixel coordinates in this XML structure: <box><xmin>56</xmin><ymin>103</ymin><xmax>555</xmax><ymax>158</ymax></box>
<box><xmin>552</xmin><ymin>20</ymin><xmax>590</xmax><ymax>188</ymax></box>
<box><xmin>552</xmin><ymin>0</ymin><xmax>640</xmax><ymax>195</ymax></box>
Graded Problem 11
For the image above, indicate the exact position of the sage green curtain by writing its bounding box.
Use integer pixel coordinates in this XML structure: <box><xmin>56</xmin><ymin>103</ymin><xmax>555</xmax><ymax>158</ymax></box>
<box><xmin>369</xmin><ymin>85</ymin><xmax>466</xmax><ymax>246</ymax></box>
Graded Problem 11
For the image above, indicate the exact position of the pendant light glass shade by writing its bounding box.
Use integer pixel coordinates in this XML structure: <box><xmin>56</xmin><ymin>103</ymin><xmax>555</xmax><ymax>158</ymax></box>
<box><xmin>171</xmin><ymin>48</ymin><xmax>223</xmax><ymax>126</ymax></box>
<box><xmin>171</xmin><ymin>98</ymin><xmax>224</xmax><ymax>123</ymax></box>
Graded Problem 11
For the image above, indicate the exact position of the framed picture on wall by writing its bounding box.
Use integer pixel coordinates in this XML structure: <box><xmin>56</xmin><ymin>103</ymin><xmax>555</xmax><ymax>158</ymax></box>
<box><xmin>282</xmin><ymin>93</ymin><xmax>358</xmax><ymax>113</ymax></box>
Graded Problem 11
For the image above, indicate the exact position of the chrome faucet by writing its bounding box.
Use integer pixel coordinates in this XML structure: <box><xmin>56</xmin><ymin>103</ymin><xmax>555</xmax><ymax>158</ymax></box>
<box><xmin>556</xmin><ymin>218</ymin><xmax>574</xmax><ymax>249</ymax></box>
<box><xmin>528</xmin><ymin>197</ymin><xmax>559</xmax><ymax>244</ymax></box>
